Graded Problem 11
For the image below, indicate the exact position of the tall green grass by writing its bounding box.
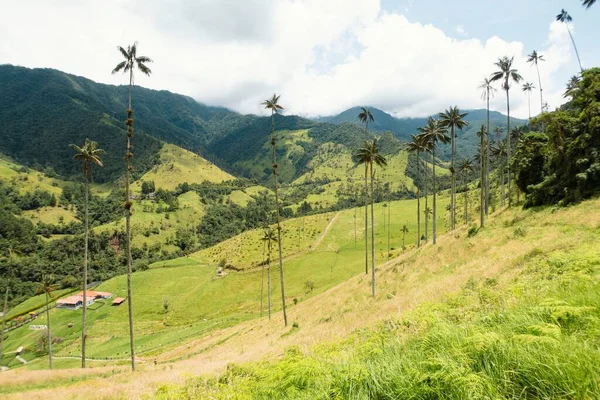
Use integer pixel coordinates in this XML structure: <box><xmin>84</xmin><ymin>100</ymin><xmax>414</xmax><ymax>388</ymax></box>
<box><xmin>155</xmin><ymin>246</ymin><xmax>600</xmax><ymax>399</ymax></box>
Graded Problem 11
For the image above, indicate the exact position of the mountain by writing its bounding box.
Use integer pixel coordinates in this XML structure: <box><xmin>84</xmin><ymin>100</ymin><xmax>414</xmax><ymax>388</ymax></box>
<box><xmin>316</xmin><ymin>106</ymin><xmax>528</xmax><ymax>160</ymax></box>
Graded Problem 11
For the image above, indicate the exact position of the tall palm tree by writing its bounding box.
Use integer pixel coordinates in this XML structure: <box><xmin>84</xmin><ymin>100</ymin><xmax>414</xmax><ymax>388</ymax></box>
<box><xmin>522</xmin><ymin>82</ymin><xmax>536</xmax><ymax>122</ymax></box>
<box><xmin>358</xmin><ymin>107</ymin><xmax>374</xmax><ymax>275</ymax></box>
<box><xmin>479</xmin><ymin>78</ymin><xmax>496</xmax><ymax>216</ymax></box>
<box><xmin>418</xmin><ymin>118</ymin><xmax>450</xmax><ymax>245</ymax></box>
<box><xmin>458</xmin><ymin>159</ymin><xmax>474</xmax><ymax>224</ymax></box>
<box><xmin>406</xmin><ymin>135</ymin><xmax>426</xmax><ymax>247</ymax></box>
<box><xmin>424</xmin><ymin>206</ymin><xmax>432</xmax><ymax>242</ymax></box>
<box><xmin>112</xmin><ymin>42</ymin><xmax>152</xmax><ymax>371</ymax></box>
<box><xmin>262</xmin><ymin>94</ymin><xmax>287</xmax><ymax>327</ymax></box>
<box><xmin>401</xmin><ymin>224</ymin><xmax>409</xmax><ymax>250</ymax></box>
<box><xmin>477</xmin><ymin>125</ymin><xmax>488</xmax><ymax>226</ymax></box>
<box><xmin>37</xmin><ymin>275</ymin><xmax>58</xmax><ymax>370</ymax></box>
<box><xmin>439</xmin><ymin>107</ymin><xmax>469</xmax><ymax>231</ymax></box>
<box><xmin>556</xmin><ymin>10</ymin><xmax>584</xmax><ymax>73</ymax></box>
<box><xmin>490</xmin><ymin>56</ymin><xmax>523</xmax><ymax>207</ymax></box>
<box><xmin>260</xmin><ymin>228</ymin><xmax>277</xmax><ymax>320</ymax></box>
<box><xmin>491</xmin><ymin>141</ymin><xmax>508</xmax><ymax>207</ymax></box>
<box><xmin>527</xmin><ymin>51</ymin><xmax>545</xmax><ymax>116</ymax></box>
<box><xmin>71</xmin><ymin>139</ymin><xmax>104</xmax><ymax>369</ymax></box>
<box><xmin>355</xmin><ymin>139</ymin><xmax>387</xmax><ymax>297</ymax></box>
<box><xmin>564</xmin><ymin>75</ymin><xmax>581</xmax><ymax>99</ymax></box>
<box><xmin>556</xmin><ymin>10</ymin><xmax>584</xmax><ymax>72</ymax></box>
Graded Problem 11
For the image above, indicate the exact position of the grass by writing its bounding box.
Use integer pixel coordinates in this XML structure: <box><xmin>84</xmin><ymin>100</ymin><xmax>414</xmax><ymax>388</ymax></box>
<box><xmin>0</xmin><ymin>155</ymin><xmax>68</xmax><ymax>198</ymax></box>
<box><xmin>2</xmin><ymin>194</ymin><xmax>448</xmax><ymax>370</ymax></box>
<box><xmin>2</xmin><ymin>196</ymin><xmax>599</xmax><ymax>398</ymax></box>
<box><xmin>22</xmin><ymin>207</ymin><xmax>79</xmax><ymax>225</ymax></box>
<box><xmin>4</xmin><ymin>289</ymin><xmax>73</xmax><ymax>320</ymax></box>
<box><xmin>131</xmin><ymin>143</ymin><xmax>234</xmax><ymax>193</ymax></box>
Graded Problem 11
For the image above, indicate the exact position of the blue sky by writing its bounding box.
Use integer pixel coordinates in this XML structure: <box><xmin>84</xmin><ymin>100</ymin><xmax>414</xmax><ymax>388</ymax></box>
<box><xmin>0</xmin><ymin>0</ymin><xmax>596</xmax><ymax>118</ymax></box>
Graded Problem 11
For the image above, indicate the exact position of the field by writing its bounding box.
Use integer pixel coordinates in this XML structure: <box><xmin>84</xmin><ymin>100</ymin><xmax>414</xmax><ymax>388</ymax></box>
<box><xmin>0</xmin><ymin>155</ymin><xmax>68</xmax><ymax>198</ymax></box>
<box><xmin>1</xmin><ymin>194</ymin><xmax>449</xmax><ymax>372</ymax></box>
<box><xmin>22</xmin><ymin>207</ymin><xmax>79</xmax><ymax>225</ymax></box>
<box><xmin>131</xmin><ymin>143</ymin><xmax>234</xmax><ymax>193</ymax></box>
<box><xmin>1</xmin><ymin>195</ymin><xmax>598</xmax><ymax>398</ymax></box>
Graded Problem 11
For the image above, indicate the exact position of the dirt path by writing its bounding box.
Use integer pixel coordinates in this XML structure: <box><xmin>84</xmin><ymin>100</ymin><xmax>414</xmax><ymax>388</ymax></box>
<box><xmin>310</xmin><ymin>212</ymin><xmax>340</xmax><ymax>250</ymax></box>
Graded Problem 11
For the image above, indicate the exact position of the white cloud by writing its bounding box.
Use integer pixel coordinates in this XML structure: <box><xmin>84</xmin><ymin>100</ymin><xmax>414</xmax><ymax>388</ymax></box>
<box><xmin>455</xmin><ymin>24</ymin><xmax>467</xmax><ymax>37</ymax></box>
<box><xmin>0</xmin><ymin>0</ymin><xmax>574</xmax><ymax>119</ymax></box>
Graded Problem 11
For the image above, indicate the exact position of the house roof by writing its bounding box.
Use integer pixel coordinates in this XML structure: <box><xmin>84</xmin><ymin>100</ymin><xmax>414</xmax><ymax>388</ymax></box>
<box><xmin>57</xmin><ymin>296</ymin><xmax>83</xmax><ymax>305</ymax></box>
<box><xmin>112</xmin><ymin>297</ymin><xmax>126</xmax><ymax>305</ymax></box>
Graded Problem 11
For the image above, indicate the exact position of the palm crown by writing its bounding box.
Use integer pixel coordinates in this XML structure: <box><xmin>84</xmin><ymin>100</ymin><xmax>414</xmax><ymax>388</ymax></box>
<box><xmin>358</xmin><ymin>107</ymin><xmax>374</xmax><ymax>125</ymax></box>
<box><xmin>582</xmin><ymin>0</ymin><xmax>595</xmax><ymax>8</ymax></box>
<box><xmin>522</xmin><ymin>82</ymin><xmax>535</xmax><ymax>92</ymax></box>
<box><xmin>556</xmin><ymin>9</ymin><xmax>572</xmax><ymax>23</ymax></box>
<box><xmin>262</xmin><ymin>94</ymin><xmax>284</xmax><ymax>114</ymax></box>
<box><xmin>490</xmin><ymin>56</ymin><xmax>523</xmax><ymax>91</ymax></box>
<box><xmin>564</xmin><ymin>75</ymin><xmax>581</xmax><ymax>98</ymax></box>
<box><xmin>111</xmin><ymin>42</ymin><xmax>153</xmax><ymax>77</ymax></box>
<box><xmin>478</xmin><ymin>77</ymin><xmax>497</xmax><ymax>101</ymax></box>
<box><xmin>458</xmin><ymin>159</ymin><xmax>474</xmax><ymax>174</ymax></box>
<box><xmin>527</xmin><ymin>50</ymin><xmax>545</xmax><ymax>66</ymax></box>
<box><xmin>439</xmin><ymin>106</ymin><xmax>469</xmax><ymax>132</ymax></box>
<box><xmin>355</xmin><ymin>139</ymin><xmax>388</xmax><ymax>168</ymax></box>
<box><xmin>417</xmin><ymin>118</ymin><xmax>450</xmax><ymax>148</ymax></box>
<box><xmin>71</xmin><ymin>139</ymin><xmax>105</xmax><ymax>180</ymax></box>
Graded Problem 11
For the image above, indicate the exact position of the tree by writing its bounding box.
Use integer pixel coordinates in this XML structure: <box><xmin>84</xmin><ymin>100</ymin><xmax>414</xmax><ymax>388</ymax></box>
<box><xmin>490</xmin><ymin>56</ymin><xmax>523</xmax><ymax>206</ymax></box>
<box><xmin>424</xmin><ymin>206</ymin><xmax>432</xmax><ymax>242</ymax></box>
<box><xmin>0</xmin><ymin>287</ymin><xmax>8</xmax><ymax>362</ymax></box>
<box><xmin>355</xmin><ymin>139</ymin><xmax>387</xmax><ymax>297</ymax></box>
<box><xmin>522</xmin><ymin>82</ymin><xmax>536</xmax><ymax>122</ymax></box>
<box><xmin>556</xmin><ymin>10</ymin><xmax>584</xmax><ymax>73</ymax></box>
<box><xmin>37</xmin><ymin>275</ymin><xmax>58</xmax><ymax>370</ymax></box>
<box><xmin>401</xmin><ymin>224</ymin><xmax>408</xmax><ymax>250</ymax></box>
<box><xmin>458</xmin><ymin>158</ymin><xmax>474</xmax><ymax>225</ymax></box>
<box><xmin>260</xmin><ymin>228</ymin><xmax>277</xmax><ymax>320</ymax></box>
<box><xmin>582</xmin><ymin>0</ymin><xmax>596</xmax><ymax>7</ymax></box>
<box><xmin>358</xmin><ymin>107</ymin><xmax>374</xmax><ymax>275</ymax></box>
<box><xmin>417</xmin><ymin>118</ymin><xmax>450</xmax><ymax>245</ymax></box>
<box><xmin>527</xmin><ymin>50</ymin><xmax>545</xmax><ymax>116</ymax></box>
<box><xmin>262</xmin><ymin>94</ymin><xmax>287</xmax><ymax>327</ymax></box>
<box><xmin>439</xmin><ymin>107</ymin><xmax>469</xmax><ymax>231</ymax></box>
<box><xmin>479</xmin><ymin>78</ymin><xmax>497</xmax><ymax>216</ymax></box>
<box><xmin>405</xmin><ymin>135</ymin><xmax>427</xmax><ymax>247</ymax></box>
<box><xmin>112</xmin><ymin>41</ymin><xmax>152</xmax><ymax>371</ymax></box>
<box><xmin>564</xmin><ymin>75</ymin><xmax>581</xmax><ymax>99</ymax></box>
<box><xmin>71</xmin><ymin>139</ymin><xmax>104</xmax><ymax>369</ymax></box>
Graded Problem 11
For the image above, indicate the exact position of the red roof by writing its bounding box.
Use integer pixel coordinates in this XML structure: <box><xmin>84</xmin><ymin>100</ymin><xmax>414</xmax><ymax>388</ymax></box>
<box><xmin>57</xmin><ymin>296</ymin><xmax>83</xmax><ymax>305</ymax></box>
<box><xmin>112</xmin><ymin>297</ymin><xmax>126</xmax><ymax>305</ymax></box>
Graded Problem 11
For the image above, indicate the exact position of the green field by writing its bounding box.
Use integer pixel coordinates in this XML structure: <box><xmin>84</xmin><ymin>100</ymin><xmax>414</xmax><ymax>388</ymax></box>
<box><xmin>1</xmin><ymin>194</ymin><xmax>449</xmax><ymax>369</ymax></box>
<box><xmin>0</xmin><ymin>155</ymin><xmax>69</xmax><ymax>198</ymax></box>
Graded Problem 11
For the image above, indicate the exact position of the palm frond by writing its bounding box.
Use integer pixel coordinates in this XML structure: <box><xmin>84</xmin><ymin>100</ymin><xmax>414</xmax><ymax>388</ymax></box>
<box><xmin>111</xmin><ymin>61</ymin><xmax>127</xmax><ymax>75</ymax></box>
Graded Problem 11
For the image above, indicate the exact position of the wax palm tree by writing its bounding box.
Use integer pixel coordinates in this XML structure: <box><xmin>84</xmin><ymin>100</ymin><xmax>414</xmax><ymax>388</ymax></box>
<box><xmin>477</xmin><ymin>125</ymin><xmax>488</xmax><ymax>226</ymax></box>
<box><xmin>457</xmin><ymin>158</ymin><xmax>474</xmax><ymax>224</ymax></box>
<box><xmin>556</xmin><ymin>10</ymin><xmax>583</xmax><ymax>73</ymax></box>
<box><xmin>37</xmin><ymin>275</ymin><xmax>58</xmax><ymax>369</ymax></box>
<box><xmin>490</xmin><ymin>56</ymin><xmax>522</xmax><ymax>207</ymax></box>
<box><xmin>417</xmin><ymin>119</ymin><xmax>450</xmax><ymax>245</ymax></box>
<box><xmin>424</xmin><ymin>206</ymin><xmax>432</xmax><ymax>242</ymax></box>
<box><xmin>527</xmin><ymin>51</ymin><xmax>545</xmax><ymax>116</ymax></box>
<box><xmin>522</xmin><ymin>82</ymin><xmax>536</xmax><ymax>122</ymax></box>
<box><xmin>439</xmin><ymin>107</ymin><xmax>469</xmax><ymax>231</ymax></box>
<box><xmin>355</xmin><ymin>139</ymin><xmax>387</xmax><ymax>297</ymax></box>
<box><xmin>358</xmin><ymin>107</ymin><xmax>374</xmax><ymax>275</ymax></box>
<box><xmin>71</xmin><ymin>139</ymin><xmax>104</xmax><ymax>369</ymax></box>
<box><xmin>262</xmin><ymin>94</ymin><xmax>287</xmax><ymax>327</ymax></box>
<box><xmin>401</xmin><ymin>224</ymin><xmax>409</xmax><ymax>250</ymax></box>
<box><xmin>260</xmin><ymin>228</ymin><xmax>277</xmax><ymax>320</ymax></box>
<box><xmin>405</xmin><ymin>135</ymin><xmax>426</xmax><ymax>247</ymax></box>
<box><xmin>564</xmin><ymin>75</ymin><xmax>581</xmax><ymax>99</ymax></box>
<box><xmin>112</xmin><ymin>42</ymin><xmax>152</xmax><ymax>371</ymax></box>
<box><xmin>491</xmin><ymin>141</ymin><xmax>508</xmax><ymax>207</ymax></box>
<box><xmin>479</xmin><ymin>78</ymin><xmax>496</xmax><ymax>216</ymax></box>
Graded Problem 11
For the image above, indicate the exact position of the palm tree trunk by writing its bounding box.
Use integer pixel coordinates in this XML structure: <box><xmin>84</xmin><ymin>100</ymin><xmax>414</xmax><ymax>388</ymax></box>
<box><xmin>450</xmin><ymin>126</ymin><xmax>455</xmax><ymax>230</ymax></box>
<box><xmin>125</xmin><ymin>67</ymin><xmax>136</xmax><ymax>372</ymax></box>
<box><xmin>480</xmin><ymin>136</ymin><xmax>485</xmax><ymax>228</ymax></box>
<box><xmin>387</xmin><ymin>203</ymin><xmax>390</xmax><ymax>259</ymax></box>
<box><xmin>505</xmin><ymin>87</ymin><xmax>512</xmax><ymax>207</ymax></box>
<box><xmin>528</xmin><ymin>92</ymin><xmax>531</xmax><ymax>122</ymax></box>
<box><xmin>271</xmin><ymin>112</ymin><xmax>287</xmax><ymax>327</ymax></box>
<box><xmin>424</xmin><ymin>173</ymin><xmax>429</xmax><ymax>243</ymax></box>
<box><xmin>267</xmin><ymin>244</ymin><xmax>272</xmax><ymax>320</ymax></box>
<box><xmin>500</xmin><ymin>166</ymin><xmax>505</xmax><ymax>206</ymax></box>
<box><xmin>260</xmin><ymin>241</ymin><xmax>265</xmax><ymax>317</ymax></box>
<box><xmin>1</xmin><ymin>287</ymin><xmax>8</xmax><ymax>360</ymax></box>
<box><xmin>45</xmin><ymin>290</ymin><xmax>52</xmax><ymax>369</ymax></box>
<box><xmin>82</xmin><ymin>176</ymin><xmax>89</xmax><ymax>369</ymax></box>
<box><xmin>416</xmin><ymin>152</ymin><xmax>421</xmax><ymax>247</ymax></box>
<box><xmin>465</xmin><ymin>179</ymin><xmax>468</xmax><ymax>224</ymax></box>
<box><xmin>370</xmin><ymin>162</ymin><xmax>376</xmax><ymax>297</ymax></box>
<box><xmin>485</xmin><ymin>92</ymin><xmax>490</xmax><ymax>215</ymax></box>
<box><xmin>535</xmin><ymin>63</ymin><xmax>544</xmax><ymax>115</ymax></box>
<box><xmin>432</xmin><ymin>147</ymin><xmax>437</xmax><ymax>245</ymax></box>
<box><xmin>566</xmin><ymin>25</ymin><xmax>584</xmax><ymax>73</ymax></box>
<box><xmin>364</xmin><ymin>163</ymin><xmax>368</xmax><ymax>274</ymax></box>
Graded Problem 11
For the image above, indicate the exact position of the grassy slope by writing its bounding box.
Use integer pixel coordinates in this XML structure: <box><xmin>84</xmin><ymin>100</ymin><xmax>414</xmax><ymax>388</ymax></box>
<box><xmin>0</xmin><ymin>194</ymin><xmax>449</xmax><ymax>371</ymax></box>
<box><xmin>1</xmin><ymin>197</ymin><xmax>598</xmax><ymax>398</ymax></box>
<box><xmin>0</xmin><ymin>155</ymin><xmax>67</xmax><ymax>197</ymax></box>
<box><xmin>131</xmin><ymin>143</ymin><xmax>234</xmax><ymax>193</ymax></box>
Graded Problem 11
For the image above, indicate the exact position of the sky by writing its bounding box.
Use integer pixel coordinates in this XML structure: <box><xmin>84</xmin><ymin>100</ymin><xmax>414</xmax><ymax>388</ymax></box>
<box><xmin>0</xmin><ymin>0</ymin><xmax>597</xmax><ymax>119</ymax></box>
